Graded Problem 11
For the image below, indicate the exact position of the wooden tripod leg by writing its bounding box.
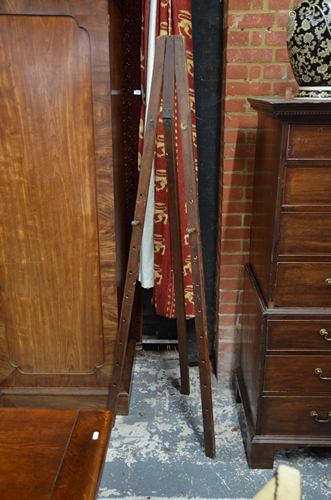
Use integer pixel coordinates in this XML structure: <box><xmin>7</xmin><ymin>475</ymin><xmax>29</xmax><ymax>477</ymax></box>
<box><xmin>174</xmin><ymin>35</ymin><xmax>216</xmax><ymax>459</ymax></box>
<box><xmin>108</xmin><ymin>36</ymin><xmax>167</xmax><ymax>417</ymax></box>
<box><xmin>162</xmin><ymin>36</ymin><xmax>190</xmax><ymax>396</ymax></box>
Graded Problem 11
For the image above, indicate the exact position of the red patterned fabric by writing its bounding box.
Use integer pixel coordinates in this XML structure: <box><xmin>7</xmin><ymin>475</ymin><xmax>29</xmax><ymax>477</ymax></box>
<box><xmin>139</xmin><ymin>0</ymin><xmax>197</xmax><ymax>319</ymax></box>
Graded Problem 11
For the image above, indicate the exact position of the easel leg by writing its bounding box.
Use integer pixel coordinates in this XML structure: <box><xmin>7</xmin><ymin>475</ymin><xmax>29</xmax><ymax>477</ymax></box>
<box><xmin>108</xmin><ymin>36</ymin><xmax>167</xmax><ymax>417</ymax></box>
<box><xmin>109</xmin><ymin>34</ymin><xmax>216</xmax><ymax>461</ymax></box>
<box><xmin>162</xmin><ymin>36</ymin><xmax>190</xmax><ymax>396</ymax></box>
<box><xmin>174</xmin><ymin>35</ymin><xmax>216</xmax><ymax>459</ymax></box>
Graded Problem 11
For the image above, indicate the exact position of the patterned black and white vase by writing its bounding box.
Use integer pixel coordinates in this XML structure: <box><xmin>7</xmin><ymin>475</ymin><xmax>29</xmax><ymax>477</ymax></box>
<box><xmin>287</xmin><ymin>0</ymin><xmax>331</xmax><ymax>100</ymax></box>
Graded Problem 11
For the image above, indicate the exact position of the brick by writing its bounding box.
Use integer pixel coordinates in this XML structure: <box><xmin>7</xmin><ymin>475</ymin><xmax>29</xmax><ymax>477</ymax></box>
<box><xmin>269</xmin><ymin>0</ymin><xmax>292</xmax><ymax>8</ymax></box>
<box><xmin>250</xmin><ymin>66</ymin><xmax>261</xmax><ymax>79</ymax></box>
<box><xmin>222</xmin><ymin>227</ymin><xmax>251</xmax><ymax>239</ymax></box>
<box><xmin>243</xmin><ymin>214</ymin><xmax>252</xmax><ymax>226</ymax></box>
<box><xmin>218</xmin><ymin>349</ymin><xmax>240</xmax><ymax>364</ymax></box>
<box><xmin>224</xmin><ymin>114</ymin><xmax>258</xmax><ymax>129</ymax></box>
<box><xmin>265</xmin><ymin>30</ymin><xmax>287</xmax><ymax>46</ymax></box>
<box><xmin>273</xmin><ymin>80</ymin><xmax>298</xmax><ymax>96</ymax></box>
<box><xmin>275</xmin><ymin>48</ymin><xmax>290</xmax><ymax>62</ymax></box>
<box><xmin>227</xmin><ymin>48</ymin><xmax>273</xmax><ymax>63</ymax></box>
<box><xmin>221</xmin><ymin>200</ymin><xmax>252</xmax><ymax>214</ymax></box>
<box><xmin>223</xmin><ymin>173</ymin><xmax>254</xmax><ymax>186</ymax></box>
<box><xmin>226</xmin><ymin>81</ymin><xmax>271</xmax><ymax>96</ymax></box>
<box><xmin>226</xmin><ymin>65</ymin><xmax>249</xmax><ymax>80</ymax></box>
<box><xmin>264</xmin><ymin>64</ymin><xmax>287</xmax><ymax>79</ymax></box>
<box><xmin>246</xmin><ymin>159</ymin><xmax>256</xmax><ymax>171</ymax></box>
<box><xmin>217</xmin><ymin>314</ymin><xmax>238</xmax><ymax>327</ymax></box>
<box><xmin>287</xmin><ymin>65</ymin><xmax>295</xmax><ymax>79</ymax></box>
<box><xmin>218</xmin><ymin>267</ymin><xmax>241</xmax><ymax>279</ymax></box>
<box><xmin>252</xmin><ymin>31</ymin><xmax>262</xmax><ymax>46</ymax></box>
<box><xmin>245</xmin><ymin>187</ymin><xmax>253</xmax><ymax>200</ymax></box>
<box><xmin>223</xmin><ymin>129</ymin><xmax>246</xmax><ymax>143</ymax></box>
<box><xmin>221</xmin><ymin>214</ymin><xmax>242</xmax><ymax>227</ymax></box>
<box><xmin>224</xmin><ymin>98</ymin><xmax>247</xmax><ymax>113</ymax></box>
<box><xmin>247</xmin><ymin>130</ymin><xmax>257</xmax><ymax>143</ymax></box>
<box><xmin>219</xmin><ymin>302</ymin><xmax>242</xmax><ymax>314</ymax></box>
<box><xmin>222</xmin><ymin>187</ymin><xmax>244</xmax><ymax>201</ymax></box>
<box><xmin>217</xmin><ymin>327</ymin><xmax>240</xmax><ymax>342</ymax></box>
<box><xmin>228</xmin><ymin>0</ymin><xmax>251</xmax><ymax>8</ymax></box>
<box><xmin>223</xmin><ymin>145</ymin><xmax>236</xmax><ymax>157</ymax></box>
<box><xmin>224</xmin><ymin>144</ymin><xmax>256</xmax><ymax>158</ymax></box>
<box><xmin>220</xmin><ymin>254</ymin><xmax>248</xmax><ymax>266</ymax></box>
<box><xmin>228</xmin><ymin>13</ymin><xmax>276</xmax><ymax>29</ymax></box>
<box><xmin>219</xmin><ymin>277</ymin><xmax>245</xmax><ymax>292</ymax></box>
<box><xmin>218</xmin><ymin>340</ymin><xmax>241</xmax><ymax>353</ymax></box>
<box><xmin>253</xmin><ymin>0</ymin><xmax>264</xmax><ymax>8</ymax></box>
<box><xmin>220</xmin><ymin>240</ymin><xmax>241</xmax><ymax>253</ymax></box>
<box><xmin>219</xmin><ymin>291</ymin><xmax>239</xmax><ymax>303</ymax></box>
<box><xmin>277</xmin><ymin>12</ymin><xmax>291</xmax><ymax>28</ymax></box>
<box><xmin>227</xmin><ymin>31</ymin><xmax>249</xmax><ymax>46</ymax></box>
<box><xmin>223</xmin><ymin>158</ymin><xmax>246</xmax><ymax>172</ymax></box>
<box><xmin>242</xmin><ymin>241</ymin><xmax>250</xmax><ymax>252</ymax></box>
<box><xmin>217</xmin><ymin>356</ymin><xmax>236</xmax><ymax>372</ymax></box>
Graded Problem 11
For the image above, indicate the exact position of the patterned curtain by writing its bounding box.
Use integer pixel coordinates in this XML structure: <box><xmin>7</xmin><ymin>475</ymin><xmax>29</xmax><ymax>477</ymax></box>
<box><xmin>139</xmin><ymin>0</ymin><xmax>197</xmax><ymax>319</ymax></box>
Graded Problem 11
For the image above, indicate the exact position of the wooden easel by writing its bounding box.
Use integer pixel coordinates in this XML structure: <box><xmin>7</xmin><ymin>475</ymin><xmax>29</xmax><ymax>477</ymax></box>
<box><xmin>108</xmin><ymin>35</ymin><xmax>216</xmax><ymax>459</ymax></box>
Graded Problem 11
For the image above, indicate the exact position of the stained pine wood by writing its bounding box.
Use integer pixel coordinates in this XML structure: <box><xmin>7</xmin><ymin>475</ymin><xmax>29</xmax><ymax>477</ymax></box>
<box><xmin>267</xmin><ymin>320</ymin><xmax>331</xmax><ymax>351</ymax></box>
<box><xmin>175</xmin><ymin>35</ymin><xmax>215</xmax><ymax>459</ymax></box>
<box><xmin>238</xmin><ymin>99</ymin><xmax>331</xmax><ymax>468</ymax></box>
<box><xmin>279</xmin><ymin>213</ymin><xmax>331</xmax><ymax>256</ymax></box>
<box><xmin>0</xmin><ymin>408</ymin><xmax>112</xmax><ymax>500</ymax></box>
<box><xmin>240</xmin><ymin>266</ymin><xmax>265</xmax><ymax>429</ymax></box>
<box><xmin>247</xmin><ymin>112</ymin><xmax>285</xmax><ymax>304</ymax></box>
<box><xmin>287</xmin><ymin>125</ymin><xmax>331</xmax><ymax>160</ymax></box>
<box><xmin>275</xmin><ymin>263</ymin><xmax>331</xmax><ymax>308</ymax></box>
<box><xmin>264</xmin><ymin>355</ymin><xmax>331</xmax><ymax>392</ymax></box>
<box><xmin>162</xmin><ymin>36</ymin><xmax>190</xmax><ymax>396</ymax></box>
<box><xmin>0</xmin><ymin>14</ymin><xmax>103</xmax><ymax>374</ymax></box>
<box><xmin>108</xmin><ymin>36</ymin><xmax>167</xmax><ymax>417</ymax></box>
<box><xmin>284</xmin><ymin>166</ymin><xmax>331</xmax><ymax>207</ymax></box>
<box><xmin>109</xmin><ymin>36</ymin><xmax>215</xmax><ymax>459</ymax></box>
<box><xmin>0</xmin><ymin>0</ymin><xmax>132</xmax><ymax>410</ymax></box>
<box><xmin>261</xmin><ymin>396</ymin><xmax>331</xmax><ymax>436</ymax></box>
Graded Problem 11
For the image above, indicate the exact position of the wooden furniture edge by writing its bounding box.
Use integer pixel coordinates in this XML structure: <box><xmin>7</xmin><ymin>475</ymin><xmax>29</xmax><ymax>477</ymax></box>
<box><xmin>50</xmin><ymin>409</ymin><xmax>113</xmax><ymax>499</ymax></box>
<box><xmin>118</xmin><ymin>338</ymin><xmax>136</xmax><ymax>415</ymax></box>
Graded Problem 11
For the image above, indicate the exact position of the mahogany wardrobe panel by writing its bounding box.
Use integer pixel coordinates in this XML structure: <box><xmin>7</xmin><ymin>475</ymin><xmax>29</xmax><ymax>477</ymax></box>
<box><xmin>0</xmin><ymin>0</ymin><xmax>130</xmax><ymax>410</ymax></box>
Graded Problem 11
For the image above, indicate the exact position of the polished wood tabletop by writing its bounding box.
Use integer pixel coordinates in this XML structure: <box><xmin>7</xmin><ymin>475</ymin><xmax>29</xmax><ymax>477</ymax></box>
<box><xmin>0</xmin><ymin>408</ymin><xmax>112</xmax><ymax>499</ymax></box>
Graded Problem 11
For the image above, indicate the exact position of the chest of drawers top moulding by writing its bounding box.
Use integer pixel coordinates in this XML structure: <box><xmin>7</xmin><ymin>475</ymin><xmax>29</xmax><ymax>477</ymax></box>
<box><xmin>248</xmin><ymin>98</ymin><xmax>331</xmax><ymax>124</ymax></box>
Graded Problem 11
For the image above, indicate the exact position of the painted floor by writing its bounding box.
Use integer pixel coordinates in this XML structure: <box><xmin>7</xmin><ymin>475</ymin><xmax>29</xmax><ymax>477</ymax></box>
<box><xmin>98</xmin><ymin>350</ymin><xmax>331</xmax><ymax>500</ymax></box>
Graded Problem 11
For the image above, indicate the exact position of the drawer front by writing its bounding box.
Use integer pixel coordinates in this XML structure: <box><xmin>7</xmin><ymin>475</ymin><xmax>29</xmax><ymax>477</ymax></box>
<box><xmin>279</xmin><ymin>213</ymin><xmax>331</xmax><ymax>256</ymax></box>
<box><xmin>284</xmin><ymin>166</ymin><xmax>331</xmax><ymax>207</ymax></box>
<box><xmin>275</xmin><ymin>263</ymin><xmax>331</xmax><ymax>307</ymax></box>
<box><xmin>264</xmin><ymin>355</ymin><xmax>331</xmax><ymax>392</ymax></box>
<box><xmin>267</xmin><ymin>320</ymin><xmax>331</xmax><ymax>351</ymax></box>
<box><xmin>287</xmin><ymin>125</ymin><xmax>331</xmax><ymax>160</ymax></box>
<box><xmin>261</xmin><ymin>396</ymin><xmax>331</xmax><ymax>436</ymax></box>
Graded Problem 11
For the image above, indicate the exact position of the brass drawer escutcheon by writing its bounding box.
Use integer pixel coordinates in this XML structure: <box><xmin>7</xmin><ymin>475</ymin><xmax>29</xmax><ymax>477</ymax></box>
<box><xmin>320</xmin><ymin>328</ymin><xmax>331</xmax><ymax>341</ymax></box>
<box><xmin>325</xmin><ymin>278</ymin><xmax>331</xmax><ymax>285</ymax></box>
<box><xmin>310</xmin><ymin>410</ymin><xmax>331</xmax><ymax>423</ymax></box>
<box><xmin>315</xmin><ymin>368</ymin><xmax>331</xmax><ymax>380</ymax></box>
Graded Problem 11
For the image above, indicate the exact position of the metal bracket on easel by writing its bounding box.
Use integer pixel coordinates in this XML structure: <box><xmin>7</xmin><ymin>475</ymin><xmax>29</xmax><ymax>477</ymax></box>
<box><xmin>162</xmin><ymin>108</ymin><xmax>173</xmax><ymax>126</ymax></box>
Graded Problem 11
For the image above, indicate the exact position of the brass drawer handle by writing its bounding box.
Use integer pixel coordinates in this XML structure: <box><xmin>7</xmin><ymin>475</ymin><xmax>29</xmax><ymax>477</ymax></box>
<box><xmin>310</xmin><ymin>410</ymin><xmax>331</xmax><ymax>423</ymax></box>
<box><xmin>320</xmin><ymin>329</ymin><xmax>331</xmax><ymax>341</ymax></box>
<box><xmin>326</xmin><ymin>278</ymin><xmax>331</xmax><ymax>285</ymax></box>
<box><xmin>315</xmin><ymin>368</ymin><xmax>331</xmax><ymax>380</ymax></box>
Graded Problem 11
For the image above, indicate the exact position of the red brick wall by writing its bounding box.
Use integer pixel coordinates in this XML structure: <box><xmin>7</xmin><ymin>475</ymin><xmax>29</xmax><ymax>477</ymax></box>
<box><xmin>216</xmin><ymin>0</ymin><xmax>300</xmax><ymax>380</ymax></box>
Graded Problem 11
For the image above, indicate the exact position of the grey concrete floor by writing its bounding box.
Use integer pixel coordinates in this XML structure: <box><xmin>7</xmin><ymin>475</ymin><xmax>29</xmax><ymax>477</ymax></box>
<box><xmin>98</xmin><ymin>350</ymin><xmax>331</xmax><ymax>500</ymax></box>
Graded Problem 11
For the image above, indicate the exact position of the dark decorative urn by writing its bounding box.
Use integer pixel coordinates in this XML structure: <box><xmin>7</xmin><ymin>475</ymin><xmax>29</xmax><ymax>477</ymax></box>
<box><xmin>287</xmin><ymin>0</ymin><xmax>331</xmax><ymax>100</ymax></box>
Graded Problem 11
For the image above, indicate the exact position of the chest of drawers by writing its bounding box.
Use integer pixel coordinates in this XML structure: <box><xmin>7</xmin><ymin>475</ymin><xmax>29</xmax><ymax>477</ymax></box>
<box><xmin>237</xmin><ymin>99</ymin><xmax>331</xmax><ymax>468</ymax></box>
